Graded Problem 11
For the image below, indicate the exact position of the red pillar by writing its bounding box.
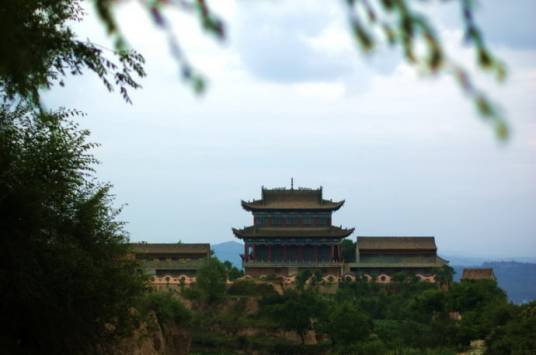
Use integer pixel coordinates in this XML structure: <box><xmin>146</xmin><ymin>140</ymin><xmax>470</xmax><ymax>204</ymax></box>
<box><xmin>338</xmin><ymin>245</ymin><xmax>342</xmax><ymax>260</ymax></box>
<box><xmin>330</xmin><ymin>245</ymin><xmax>334</xmax><ymax>261</ymax></box>
<box><xmin>268</xmin><ymin>245</ymin><xmax>272</xmax><ymax>262</ymax></box>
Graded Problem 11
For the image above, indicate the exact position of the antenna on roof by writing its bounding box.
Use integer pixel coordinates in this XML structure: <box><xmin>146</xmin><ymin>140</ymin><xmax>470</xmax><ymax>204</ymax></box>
<box><xmin>291</xmin><ymin>177</ymin><xmax>294</xmax><ymax>190</ymax></box>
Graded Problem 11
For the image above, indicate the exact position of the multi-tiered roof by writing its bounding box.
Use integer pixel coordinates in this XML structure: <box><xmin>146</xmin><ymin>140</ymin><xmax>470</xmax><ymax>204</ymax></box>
<box><xmin>234</xmin><ymin>187</ymin><xmax>353</xmax><ymax>239</ymax></box>
<box><xmin>241</xmin><ymin>187</ymin><xmax>344</xmax><ymax>212</ymax></box>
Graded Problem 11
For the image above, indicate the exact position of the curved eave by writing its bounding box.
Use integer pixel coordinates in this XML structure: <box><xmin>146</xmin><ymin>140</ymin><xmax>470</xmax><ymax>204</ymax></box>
<box><xmin>232</xmin><ymin>227</ymin><xmax>354</xmax><ymax>239</ymax></box>
<box><xmin>341</xmin><ymin>227</ymin><xmax>355</xmax><ymax>238</ymax></box>
<box><xmin>232</xmin><ymin>228</ymin><xmax>246</xmax><ymax>239</ymax></box>
<box><xmin>240</xmin><ymin>199</ymin><xmax>345</xmax><ymax>212</ymax></box>
<box><xmin>241</xmin><ymin>200</ymin><xmax>256</xmax><ymax>211</ymax></box>
<box><xmin>332</xmin><ymin>200</ymin><xmax>345</xmax><ymax>211</ymax></box>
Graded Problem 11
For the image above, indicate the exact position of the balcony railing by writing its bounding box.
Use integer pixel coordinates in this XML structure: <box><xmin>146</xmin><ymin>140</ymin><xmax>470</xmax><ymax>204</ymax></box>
<box><xmin>243</xmin><ymin>260</ymin><xmax>343</xmax><ymax>268</ymax></box>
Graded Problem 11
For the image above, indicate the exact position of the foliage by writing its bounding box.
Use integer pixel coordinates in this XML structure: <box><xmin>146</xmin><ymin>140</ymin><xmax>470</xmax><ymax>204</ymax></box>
<box><xmin>227</xmin><ymin>279</ymin><xmax>277</xmax><ymax>297</ymax></box>
<box><xmin>486</xmin><ymin>301</ymin><xmax>536</xmax><ymax>355</ymax></box>
<box><xmin>0</xmin><ymin>105</ymin><xmax>147</xmax><ymax>353</ymax></box>
<box><xmin>295</xmin><ymin>269</ymin><xmax>312</xmax><ymax>290</ymax></box>
<box><xmin>141</xmin><ymin>291</ymin><xmax>191</xmax><ymax>325</ymax></box>
<box><xmin>195</xmin><ymin>257</ymin><xmax>227</xmax><ymax>304</ymax></box>
<box><xmin>410</xmin><ymin>288</ymin><xmax>446</xmax><ymax>320</ymax></box>
<box><xmin>223</xmin><ymin>260</ymin><xmax>243</xmax><ymax>281</ymax></box>
<box><xmin>447</xmin><ymin>279</ymin><xmax>507</xmax><ymax>313</ymax></box>
<box><xmin>436</xmin><ymin>265</ymin><xmax>455</xmax><ymax>287</ymax></box>
<box><xmin>322</xmin><ymin>301</ymin><xmax>372</xmax><ymax>347</ymax></box>
<box><xmin>94</xmin><ymin>0</ymin><xmax>223</xmax><ymax>96</ymax></box>
<box><xmin>341</xmin><ymin>238</ymin><xmax>356</xmax><ymax>262</ymax></box>
<box><xmin>0</xmin><ymin>0</ymin><xmax>145</xmax><ymax>107</ymax></box>
<box><xmin>344</xmin><ymin>0</ymin><xmax>508</xmax><ymax>138</ymax></box>
<box><xmin>0</xmin><ymin>0</ymin><xmax>511</xmax><ymax>137</ymax></box>
<box><xmin>261</xmin><ymin>289</ymin><xmax>327</xmax><ymax>344</ymax></box>
<box><xmin>184</xmin><ymin>274</ymin><xmax>533</xmax><ymax>354</ymax></box>
<box><xmin>93</xmin><ymin>0</ymin><xmax>508</xmax><ymax>138</ymax></box>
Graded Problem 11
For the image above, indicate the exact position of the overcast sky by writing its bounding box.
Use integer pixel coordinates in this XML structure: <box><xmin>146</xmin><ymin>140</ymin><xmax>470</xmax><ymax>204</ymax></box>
<box><xmin>44</xmin><ymin>0</ymin><xmax>536</xmax><ymax>258</ymax></box>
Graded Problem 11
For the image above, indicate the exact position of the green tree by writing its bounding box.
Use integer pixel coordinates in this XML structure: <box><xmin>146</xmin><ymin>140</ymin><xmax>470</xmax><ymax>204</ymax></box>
<box><xmin>263</xmin><ymin>289</ymin><xmax>326</xmax><ymax>344</ymax></box>
<box><xmin>0</xmin><ymin>0</ymin><xmax>509</xmax><ymax>137</ymax></box>
<box><xmin>436</xmin><ymin>265</ymin><xmax>454</xmax><ymax>288</ymax></box>
<box><xmin>0</xmin><ymin>105</ymin><xmax>147</xmax><ymax>353</ymax></box>
<box><xmin>223</xmin><ymin>260</ymin><xmax>243</xmax><ymax>281</ymax></box>
<box><xmin>195</xmin><ymin>257</ymin><xmax>227</xmax><ymax>304</ymax></box>
<box><xmin>323</xmin><ymin>301</ymin><xmax>372</xmax><ymax>347</ymax></box>
<box><xmin>296</xmin><ymin>269</ymin><xmax>313</xmax><ymax>290</ymax></box>
<box><xmin>0</xmin><ymin>0</ymin><xmax>144</xmax><ymax>106</ymax></box>
<box><xmin>409</xmin><ymin>288</ymin><xmax>446</xmax><ymax>322</ymax></box>
<box><xmin>141</xmin><ymin>291</ymin><xmax>191</xmax><ymax>325</ymax></box>
<box><xmin>341</xmin><ymin>239</ymin><xmax>356</xmax><ymax>262</ymax></box>
<box><xmin>487</xmin><ymin>301</ymin><xmax>536</xmax><ymax>355</ymax></box>
<box><xmin>93</xmin><ymin>0</ymin><xmax>508</xmax><ymax>138</ymax></box>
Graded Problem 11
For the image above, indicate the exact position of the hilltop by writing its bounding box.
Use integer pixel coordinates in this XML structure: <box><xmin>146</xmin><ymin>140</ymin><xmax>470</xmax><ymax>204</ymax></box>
<box><xmin>213</xmin><ymin>241</ymin><xmax>536</xmax><ymax>304</ymax></box>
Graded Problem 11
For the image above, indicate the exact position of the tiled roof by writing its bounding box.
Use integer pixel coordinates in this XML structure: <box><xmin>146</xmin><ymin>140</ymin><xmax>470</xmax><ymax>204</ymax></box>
<box><xmin>130</xmin><ymin>243</ymin><xmax>210</xmax><ymax>254</ymax></box>
<box><xmin>241</xmin><ymin>187</ymin><xmax>344</xmax><ymax>211</ymax></box>
<box><xmin>351</xmin><ymin>255</ymin><xmax>448</xmax><ymax>268</ymax></box>
<box><xmin>461</xmin><ymin>268</ymin><xmax>496</xmax><ymax>280</ymax></box>
<box><xmin>233</xmin><ymin>226</ymin><xmax>354</xmax><ymax>238</ymax></box>
<box><xmin>357</xmin><ymin>237</ymin><xmax>437</xmax><ymax>251</ymax></box>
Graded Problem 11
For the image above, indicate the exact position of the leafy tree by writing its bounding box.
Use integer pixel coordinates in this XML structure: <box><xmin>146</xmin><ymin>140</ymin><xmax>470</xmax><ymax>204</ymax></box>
<box><xmin>0</xmin><ymin>105</ymin><xmax>147</xmax><ymax>353</ymax></box>
<box><xmin>141</xmin><ymin>291</ymin><xmax>191</xmax><ymax>325</ymax></box>
<box><xmin>262</xmin><ymin>289</ymin><xmax>327</xmax><ymax>344</ymax></box>
<box><xmin>446</xmin><ymin>279</ymin><xmax>506</xmax><ymax>313</ymax></box>
<box><xmin>0</xmin><ymin>0</ymin><xmax>145</xmax><ymax>106</ymax></box>
<box><xmin>223</xmin><ymin>260</ymin><xmax>243</xmax><ymax>281</ymax></box>
<box><xmin>341</xmin><ymin>239</ymin><xmax>356</xmax><ymax>262</ymax></box>
<box><xmin>296</xmin><ymin>269</ymin><xmax>313</xmax><ymax>290</ymax></box>
<box><xmin>195</xmin><ymin>257</ymin><xmax>227</xmax><ymax>304</ymax></box>
<box><xmin>227</xmin><ymin>279</ymin><xmax>277</xmax><ymax>297</ymax></box>
<box><xmin>410</xmin><ymin>288</ymin><xmax>446</xmax><ymax>320</ymax></box>
<box><xmin>0</xmin><ymin>1</ymin><xmax>509</xmax><ymax>136</ymax></box>
<box><xmin>322</xmin><ymin>301</ymin><xmax>372</xmax><ymax>347</ymax></box>
<box><xmin>487</xmin><ymin>301</ymin><xmax>536</xmax><ymax>355</ymax></box>
<box><xmin>435</xmin><ymin>265</ymin><xmax>454</xmax><ymax>288</ymax></box>
<box><xmin>92</xmin><ymin>0</ymin><xmax>508</xmax><ymax>138</ymax></box>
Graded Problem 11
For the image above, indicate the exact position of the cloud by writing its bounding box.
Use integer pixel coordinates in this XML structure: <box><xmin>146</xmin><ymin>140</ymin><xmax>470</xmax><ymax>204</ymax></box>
<box><xmin>40</xmin><ymin>0</ymin><xmax>536</xmax><ymax>257</ymax></box>
<box><xmin>417</xmin><ymin>0</ymin><xmax>536</xmax><ymax>49</ymax></box>
<box><xmin>233</xmin><ymin>1</ymin><xmax>357</xmax><ymax>83</ymax></box>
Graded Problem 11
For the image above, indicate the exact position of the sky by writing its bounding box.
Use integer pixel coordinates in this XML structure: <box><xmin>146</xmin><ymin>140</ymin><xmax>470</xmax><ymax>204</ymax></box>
<box><xmin>44</xmin><ymin>0</ymin><xmax>536</xmax><ymax>258</ymax></box>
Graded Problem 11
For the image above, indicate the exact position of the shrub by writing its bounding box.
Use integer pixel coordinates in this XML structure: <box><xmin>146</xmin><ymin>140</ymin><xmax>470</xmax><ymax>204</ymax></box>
<box><xmin>227</xmin><ymin>280</ymin><xmax>277</xmax><ymax>297</ymax></box>
<box><xmin>141</xmin><ymin>291</ymin><xmax>191</xmax><ymax>325</ymax></box>
<box><xmin>196</xmin><ymin>257</ymin><xmax>227</xmax><ymax>304</ymax></box>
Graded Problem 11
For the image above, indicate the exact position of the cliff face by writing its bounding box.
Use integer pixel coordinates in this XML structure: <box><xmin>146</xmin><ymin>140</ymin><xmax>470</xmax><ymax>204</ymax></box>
<box><xmin>113</xmin><ymin>312</ymin><xmax>191</xmax><ymax>355</ymax></box>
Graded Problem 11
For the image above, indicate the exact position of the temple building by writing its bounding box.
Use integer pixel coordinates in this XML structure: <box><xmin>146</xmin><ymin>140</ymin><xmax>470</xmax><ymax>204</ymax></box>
<box><xmin>130</xmin><ymin>243</ymin><xmax>210</xmax><ymax>288</ymax></box>
<box><xmin>233</xmin><ymin>186</ymin><xmax>354</xmax><ymax>276</ymax></box>
<box><xmin>349</xmin><ymin>236</ymin><xmax>449</xmax><ymax>283</ymax></box>
<box><xmin>461</xmin><ymin>268</ymin><xmax>496</xmax><ymax>281</ymax></box>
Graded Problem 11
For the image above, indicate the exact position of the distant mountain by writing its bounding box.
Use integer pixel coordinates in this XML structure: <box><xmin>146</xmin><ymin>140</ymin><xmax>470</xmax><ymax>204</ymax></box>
<box><xmin>212</xmin><ymin>241</ymin><xmax>243</xmax><ymax>269</ymax></box>
<box><xmin>444</xmin><ymin>254</ymin><xmax>536</xmax><ymax>266</ymax></box>
<box><xmin>453</xmin><ymin>261</ymin><xmax>536</xmax><ymax>304</ymax></box>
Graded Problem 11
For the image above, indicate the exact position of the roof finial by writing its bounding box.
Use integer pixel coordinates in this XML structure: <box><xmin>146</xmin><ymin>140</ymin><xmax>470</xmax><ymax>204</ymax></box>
<box><xmin>291</xmin><ymin>177</ymin><xmax>294</xmax><ymax>190</ymax></box>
